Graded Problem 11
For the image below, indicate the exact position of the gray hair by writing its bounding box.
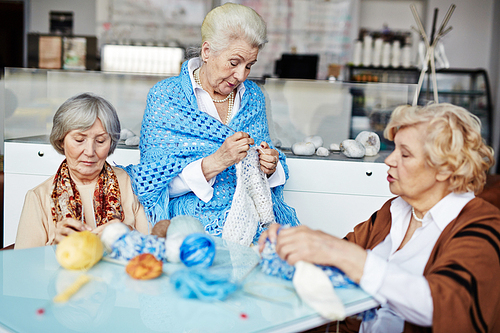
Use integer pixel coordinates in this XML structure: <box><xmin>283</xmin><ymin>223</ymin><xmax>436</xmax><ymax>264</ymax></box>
<box><xmin>50</xmin><ymin>93</ymin><xmax>121</xmax><ymax>156</ymax></box>
<box><xmin>200</xmin><ymin>2</ymin><xmax>267</xmax><ymax>56</ymax></box>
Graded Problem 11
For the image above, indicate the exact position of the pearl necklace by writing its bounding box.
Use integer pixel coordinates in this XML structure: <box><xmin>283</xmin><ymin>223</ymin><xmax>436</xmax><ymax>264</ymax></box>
<box><xmin>193</xmin><ymin>67</ymin><xmax>234</xmax><ymax>124</ymax></box>
<box><xmin>411</xmin><ymin>207</ymin><xmax>424</xmax><ymax>222</ymax></box>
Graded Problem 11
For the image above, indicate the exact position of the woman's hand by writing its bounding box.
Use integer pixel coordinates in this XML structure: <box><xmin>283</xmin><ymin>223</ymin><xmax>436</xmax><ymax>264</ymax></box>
<box><xmin>202</xmin><ymin>131</ymin><xmax>254</xmax><ymax>180</ymax></box>
<box><xmin>258</xmin><ymin>223</ymin><xmax>281</xmax><ymax>251</ymax></box>
<box><xmin>54</xmin><ymin>217</ymin><xmax>91</xmax><ymax>244</ymax></box>
<box><xmin>258</xmin><ymin>142</ymin><xmax>280</xmax><ymax>175</ymax></box>
<box><xmin>260</xmin><ymin>225</ymin><xmax>368</xmax><ymax>284</ymax></box>
<box><xmin>90</xmin><ymin>219</ymin><xmax>130</xmax><ymax>238</ymax></box>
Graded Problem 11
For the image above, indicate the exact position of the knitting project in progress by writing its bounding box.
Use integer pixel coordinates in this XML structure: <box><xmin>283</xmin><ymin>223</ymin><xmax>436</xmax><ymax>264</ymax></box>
<box><xmin>223</xmin><ymin>146</ymin><xmax>276</xmax><ymax>246</ymax></box>
<box><xmin>260</xmin><ymin>238</ymin><xmax>356</xmax><ymax>288</ymax></box>
<box><xmin>123</xmin><ymin>59</ymin><xmax>299</xmax><ymax>244</ymax></box>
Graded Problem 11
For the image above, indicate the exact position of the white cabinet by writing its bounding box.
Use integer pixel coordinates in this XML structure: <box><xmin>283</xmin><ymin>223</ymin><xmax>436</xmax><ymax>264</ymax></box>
<box><xmin>3</xmin><ymin>141</ymin><xmax>392</xmax><ymax>245</ymax></box>
<box><xmin>283</xmin><ymin>155</ymin><xmax>393</xmax><ymax>237</ymax></box>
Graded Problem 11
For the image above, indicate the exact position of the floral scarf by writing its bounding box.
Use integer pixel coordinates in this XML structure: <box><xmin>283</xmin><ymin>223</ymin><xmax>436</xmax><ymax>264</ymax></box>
<box><xmin>50</xmin><ymin>160</ymin><xmax>124</xmax><ymax>227</ymax></box>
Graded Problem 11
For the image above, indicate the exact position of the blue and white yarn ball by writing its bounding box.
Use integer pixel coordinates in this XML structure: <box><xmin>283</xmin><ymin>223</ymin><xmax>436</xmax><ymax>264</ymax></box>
<box><xmin>101</xmin><ymin>221</ymin><xmax>216</xmax><ymax>268</ymax></box>
<box><xmin>260</xmin><ymin>238</ymin><xmax>356</xmax><ymax>288</ymax></box>
<box><xmin>109</xmin><ymin>230</ymin><xmax>167</xmax><ymax>262</ymax></box>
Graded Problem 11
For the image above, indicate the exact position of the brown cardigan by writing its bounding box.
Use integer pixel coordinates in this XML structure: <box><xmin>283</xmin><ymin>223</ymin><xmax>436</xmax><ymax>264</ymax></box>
<box><xmin>340</xmin><ymin>197</ymin><xmax>500</xmax><ymax>333</ymax></box>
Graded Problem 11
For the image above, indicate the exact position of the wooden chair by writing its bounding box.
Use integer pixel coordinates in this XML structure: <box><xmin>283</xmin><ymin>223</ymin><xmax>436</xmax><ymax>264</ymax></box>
<box><xmin>0</xmin><ymin>244</ymin><xmax>14</xmax><ymax>250</ymax></box>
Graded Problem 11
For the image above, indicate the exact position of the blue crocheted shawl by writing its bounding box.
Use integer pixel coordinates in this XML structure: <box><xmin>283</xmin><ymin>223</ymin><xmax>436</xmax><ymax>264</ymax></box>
<box><xmin>123</xmin><ymin>60</ymin><xmax>300</xmax><ymax>242</ymax></box>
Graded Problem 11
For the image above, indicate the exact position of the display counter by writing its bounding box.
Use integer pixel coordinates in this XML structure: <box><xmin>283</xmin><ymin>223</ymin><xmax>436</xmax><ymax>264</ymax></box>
<box><xmin>2</xmin><ymin>67</ymin><xmax>415</xmax><ymax>246</ymax></box>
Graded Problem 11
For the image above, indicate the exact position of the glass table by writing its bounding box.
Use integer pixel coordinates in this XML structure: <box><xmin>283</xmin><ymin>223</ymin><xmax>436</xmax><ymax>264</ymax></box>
<box><xmin>0</xmin><ymin>239</ymin><xmax>377</xmax><ymax>333</ymax></box>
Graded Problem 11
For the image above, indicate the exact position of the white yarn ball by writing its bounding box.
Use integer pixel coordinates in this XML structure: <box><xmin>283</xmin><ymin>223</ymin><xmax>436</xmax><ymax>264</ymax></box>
<box><xmin>166</xmin><ymin>215</ymin><xmax>205</xmax><ymax>238</ymax></box>
<box><xmin>165</xmin><ymin>215</ymin><xmax>205</xmax><ymax>263</ymax></box>
<box><xmin>164</xmin><ymin>234</ymin><xmax>185</xmax><ymax>263</ymax></box>
<box><xmin>100</xmin><ymin>222</ymin><xmax>130</xmax><ymax>253</ymax></box>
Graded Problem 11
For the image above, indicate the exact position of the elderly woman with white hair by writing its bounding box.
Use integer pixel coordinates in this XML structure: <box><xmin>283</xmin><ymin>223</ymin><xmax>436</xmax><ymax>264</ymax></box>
<box><xmin>260</xmin><ymin>103</ymin><xmax>500</xmax><ymax>332</ymax></box>
<box><xmin>124</xmin><ymin>3</ymin><xmax>299</xmax><ymax>245</ymax></box>
<box><xmin>15</xmin><ymin>93</ymin><xmax>149</xmax><ymax>248</ymax></box>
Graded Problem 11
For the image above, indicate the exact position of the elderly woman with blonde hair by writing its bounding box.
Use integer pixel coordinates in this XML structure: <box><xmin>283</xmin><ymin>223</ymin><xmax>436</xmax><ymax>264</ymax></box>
<box><xmin>260</xmin><ymin>103</ymin><xmax>500</xmax><ymax>332</ymax></box>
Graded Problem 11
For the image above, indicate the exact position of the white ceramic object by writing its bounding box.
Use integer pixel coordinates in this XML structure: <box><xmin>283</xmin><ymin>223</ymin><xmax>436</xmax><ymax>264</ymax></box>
<box><xmin>329</xmin><ymin>143</ymin><xmax>340</xmax><ymax>151</ymax></box>
<box><xmin>120</xmin><ymin>128</ymin><xmax>136</xmax><ymax>141</ymax></box>
<box><xmin>125</xmin><ymin>136</ymin><xmax>140</xmax><ymax>146</ymax></box>
<box><xmin>304</xmin><ymin>135</ymin><xmax>323</xmax><ymax>149</ymax></box>
<box><xmin>355</xmin><ymin>131</ymin><xmax>380</xmax><ymax>156</ymax></box>
<box><xmin>316</xmin><ymin>147</ymin><xmax>329</xmax><ymax>157</ymax></box>
<box><xmin>100</xmin><ymin>222</ymin><xmax>130</xmax><ymax>253</ymax></box>
<box><xmin>292</xmin><ymin>142</ymin><xmax>316</xmax><ymax>156</ymax></box>
<box><xmin>340</xmin><ymin>139</ymin><xmax>365</xmax><ymax>158</ymax></box>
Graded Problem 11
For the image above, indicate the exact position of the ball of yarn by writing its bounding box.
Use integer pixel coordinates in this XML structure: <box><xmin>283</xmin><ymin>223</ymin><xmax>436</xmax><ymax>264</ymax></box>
<box><xmin>56</xmin><ymin>231</ymin><xmax>104</xmax><ymax>270</ymax></box>
<box><xmin>100</xmin><ymin>222</ymin><xmax>130</xmax><ymax>253</ymax></box>
<box><xmin>126</xmin><ymin>253</ymin><xmax>163</xmax><ymax>280</ymax></box>
<box><xmin>166</xmin><ymin>215</ymin><xmax>205</xmax><ymax>238</ymax></box>
<box><xmin>179</xmin><ymin>233</ymin><xmax>216</xmax><ymax>268</ymax></box>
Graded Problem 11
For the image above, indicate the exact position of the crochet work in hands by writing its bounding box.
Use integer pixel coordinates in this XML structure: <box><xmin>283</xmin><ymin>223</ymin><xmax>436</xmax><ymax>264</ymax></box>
<box><xmin>123</xmin><ymin>59</ymin><xmax>299</xmax><ymax>244</ymax></box>
<box><xmin>223</xmin><ymin>147</ymin><xmax>276</xmax><ymax>246</ymax></box>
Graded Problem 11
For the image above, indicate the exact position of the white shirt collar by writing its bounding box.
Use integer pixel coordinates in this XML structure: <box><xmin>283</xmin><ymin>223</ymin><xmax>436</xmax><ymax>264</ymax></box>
<box><xmin>391</xmin><ymin>191</ymin><xmax>475</xmax><ymax>231</ymax></box>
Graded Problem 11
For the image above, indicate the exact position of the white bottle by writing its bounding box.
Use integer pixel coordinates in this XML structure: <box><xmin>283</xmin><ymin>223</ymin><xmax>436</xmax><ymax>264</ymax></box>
<box><xmin>381</xmin><ymin>42</ymin><xmax>391</xmax><ymax>68</ymax></box>
<box><xmin>352</xmin><ymin>40</ymin><xmax>362</xmax><ymax>66</ymax></box>
<box><xmin>372</xmin><ymin>38</ymin><xmax>383</xmax><ymax>67</ymax></box>
<box><xmin>391</xmin><ymin>40</ymin><xmax>401</xmax><ymax>68</ymax></box>
<box><xmin>362</xmin><ymin>35</ymin><xmax>373</xmax><ymax>66</ymax></box>
<box><xmin>402</xmin><ymin>45</ymin><xmax>412</xmax><ymax>68</ymax></box>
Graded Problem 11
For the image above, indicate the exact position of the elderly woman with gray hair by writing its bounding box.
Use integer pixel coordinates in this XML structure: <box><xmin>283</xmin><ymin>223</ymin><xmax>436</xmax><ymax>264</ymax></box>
<box><xmin>15</xmin><ymin>93</ymin><xmax>149</xmax><ymax>249</ymax></box>
<box><xmin>125</xmin><ymin>2</ymin><xmax>299</xmax><ymax>244</ymax></box>
<box><xmin>260</xmin><ymin>103</ymin><xmax>500</xmax><ymax>332</ymax></box>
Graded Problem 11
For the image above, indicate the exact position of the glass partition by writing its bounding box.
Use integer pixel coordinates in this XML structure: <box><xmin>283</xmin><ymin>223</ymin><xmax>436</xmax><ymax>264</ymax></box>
<box><xmin>4</xmin><ymin>67</ymin><xmax>416</xmax><ymax>151</ymax></box>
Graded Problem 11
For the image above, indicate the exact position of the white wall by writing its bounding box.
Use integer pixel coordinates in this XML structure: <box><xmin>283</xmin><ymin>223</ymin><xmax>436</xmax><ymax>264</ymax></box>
<box><xmin>29</xmin><ymin>0</ymin><xmax>96</xmax><ymax>35</ymax></box>
<box><xmin>426</xmin><ymin>0</ymin><xmax>493</xmax><ymax>70</ymax></box>
<box><xmin>489</xmin><ymin>0</ymin><xmax>500</xmax><ymax>171</ymax></box>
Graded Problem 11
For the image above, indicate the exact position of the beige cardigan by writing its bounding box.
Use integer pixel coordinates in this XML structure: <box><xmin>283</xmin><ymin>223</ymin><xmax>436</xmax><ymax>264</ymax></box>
<box><xmin>14</xmin><ymin>166</ymin><xmax>150</xmax><ymax>249</ymax></box>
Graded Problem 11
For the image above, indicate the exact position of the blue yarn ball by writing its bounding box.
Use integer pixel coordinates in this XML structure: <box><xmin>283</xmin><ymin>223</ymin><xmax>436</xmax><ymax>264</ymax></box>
<box><xmin>179</xmin><ymin>233</ymin><xmax>216</xmax><ymax>268</ymax></box>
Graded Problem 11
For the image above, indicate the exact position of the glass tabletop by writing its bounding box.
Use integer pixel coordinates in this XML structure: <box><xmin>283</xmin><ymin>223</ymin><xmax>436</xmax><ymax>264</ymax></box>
<box><xmin>0</xmin><ymin>240</ymin><xmax>376</xmax><ymax>333</ymax></box>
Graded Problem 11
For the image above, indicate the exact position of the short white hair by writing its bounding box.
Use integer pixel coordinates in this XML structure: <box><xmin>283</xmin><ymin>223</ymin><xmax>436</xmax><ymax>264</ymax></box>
<box><xmin>201</xmin><ymin>2</ymin><xmax>267</xmax><ymax>55</ymax></box>
<box><xmin>50</xmin><ymin>92</ymin><xmax>121</xmax><ymax>156</ymax></box>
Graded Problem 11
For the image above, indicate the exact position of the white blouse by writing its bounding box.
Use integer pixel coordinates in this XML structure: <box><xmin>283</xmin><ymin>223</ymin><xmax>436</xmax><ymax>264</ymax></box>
<box><xmin>359</xmin><ymin>191</ymin><xmax>475</xmax><ymax>332</ymax></box>
<box><xmin>167</xmin><ymin>58</ymin><xmax>285</xmax><ymax>203</ymax></box>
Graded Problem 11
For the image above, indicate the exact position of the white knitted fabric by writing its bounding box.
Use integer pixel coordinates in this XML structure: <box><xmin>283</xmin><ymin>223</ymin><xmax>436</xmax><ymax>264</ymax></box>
<box><xmin>222</xmin><ymin>147</ymin><xmax>276</xmax><ymax>246</ymax></box>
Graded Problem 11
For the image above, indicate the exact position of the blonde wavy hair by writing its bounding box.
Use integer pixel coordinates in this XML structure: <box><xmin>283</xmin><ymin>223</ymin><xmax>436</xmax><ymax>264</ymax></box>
<box><xmin>384</xmin><ymin>103</ymin><xmax>494</xmax><ymax>194</ymax></box>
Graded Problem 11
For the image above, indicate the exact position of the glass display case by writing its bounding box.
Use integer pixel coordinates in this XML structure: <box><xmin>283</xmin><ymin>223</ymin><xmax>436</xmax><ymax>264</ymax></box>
<box><xmin>4</xmin><ymin>68</ymin><xmax>416</xmax><ymax>149</ymax></box>
<box><xmin>347</xmin><ymin>66</ymin><xmax>493</xmax><ymax>145</ymax></box>
<box><xmin>3</xmin><ymin>67</ymin><xmax>416</xmax><ymax>247</ymax></box>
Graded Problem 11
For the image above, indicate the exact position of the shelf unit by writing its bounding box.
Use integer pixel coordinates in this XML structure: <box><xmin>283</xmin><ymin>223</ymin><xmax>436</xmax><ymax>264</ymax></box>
<box><xmin>346</xmin><ymin>66</ymin><xmax>493</xmax><ymax>145</ymax></box>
